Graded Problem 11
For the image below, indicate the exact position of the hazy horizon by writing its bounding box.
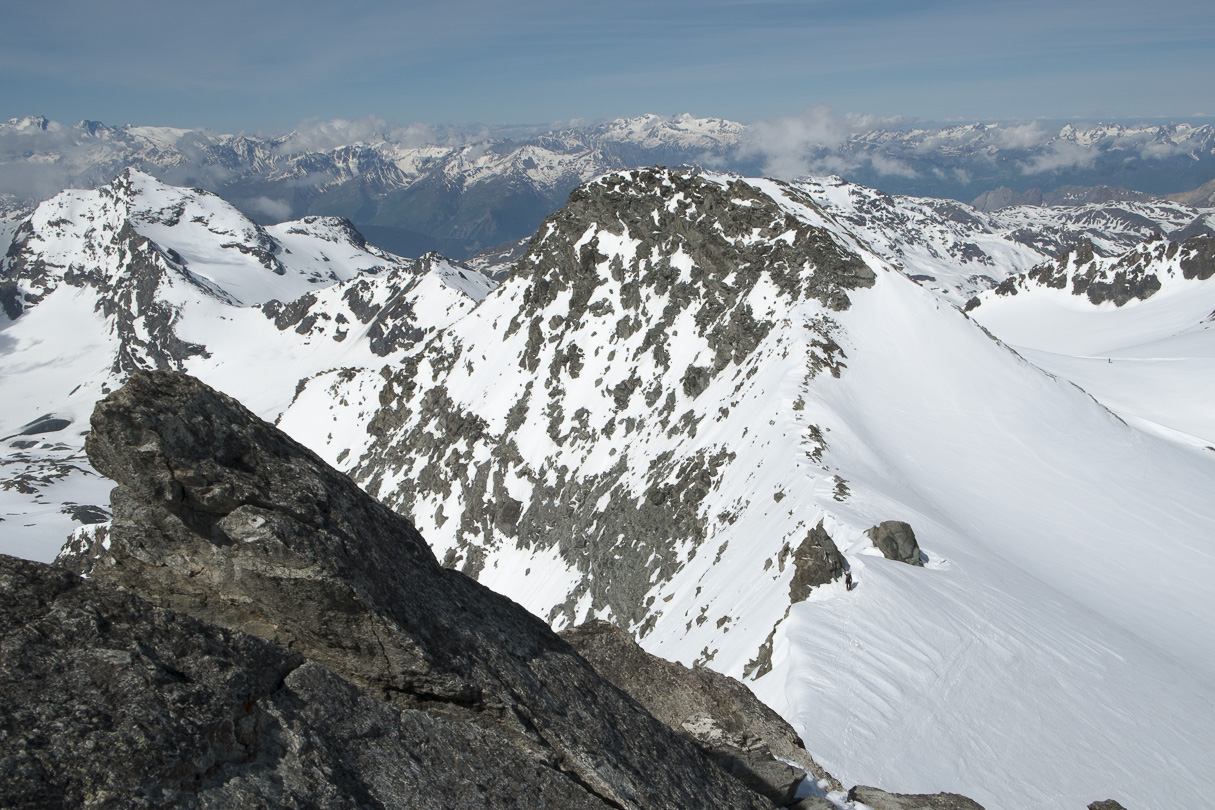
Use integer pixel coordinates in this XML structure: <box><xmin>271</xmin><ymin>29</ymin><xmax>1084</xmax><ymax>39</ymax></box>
<box><xmin>6</xmin><ymin>109</ymin><xmax>1215</xmax><ymax>144</ymax></box>
<box><xmin>2</xmin><ymin>0</ymin><xmax>1211</xmax><ymax>134</ymax></box>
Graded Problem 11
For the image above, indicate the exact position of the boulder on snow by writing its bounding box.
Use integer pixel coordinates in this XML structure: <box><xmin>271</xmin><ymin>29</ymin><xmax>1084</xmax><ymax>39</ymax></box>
<box><xmin>866</xmin><ymin>520</ymin><xmax>925</xmax><ymax>566</ymax></box>
<box><xmin>1087</xmin><ymin>801</ymin><xmax>1128</xmax><ymax>810</ymax></box>
<box><xmin>789</xmin><ymin>520</ymin><xmax>849</xmax><ymax>600</ymax></box>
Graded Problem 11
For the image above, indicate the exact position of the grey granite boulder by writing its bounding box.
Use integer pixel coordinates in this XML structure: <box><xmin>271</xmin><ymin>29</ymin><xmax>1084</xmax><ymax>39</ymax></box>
<box><xmin>847</xmin><ymin>785</ymin><xmax>985</xmax><ymax>809</ymax></box>
<box><xmin>865</xmin><ymin>521</ymin><xmax>925</xmax><ymax>566</ymax></box>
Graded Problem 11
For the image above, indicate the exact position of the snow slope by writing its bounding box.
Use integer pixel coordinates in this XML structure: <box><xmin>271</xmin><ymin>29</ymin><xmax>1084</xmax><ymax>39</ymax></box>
<box><xmin>283</xmin><ymin>168</ymin><xmax>1215</xmax><ymax>809</ymax></box>
<box><xmin>0</xmin><ymin>171</ymin><xmax>494</xmax><ymax>561</ymax></box>
<box><xmin>784</xmin><ymin>269</ymin><xmax>1215</xmax><ymax>807</ymax></box>
<box><xmin>970</xmin><ymin>235</ymin><xmax>1215</xmax><ymax>446</ymax></box>
<box><xmin>5</xmin><ymin>163</ymin><xmax>1214</xmax><ymax>808</ymax></box>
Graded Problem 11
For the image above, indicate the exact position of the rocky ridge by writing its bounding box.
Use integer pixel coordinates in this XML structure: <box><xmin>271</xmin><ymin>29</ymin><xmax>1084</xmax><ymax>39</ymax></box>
<box><xmin>338</xmin><ymin>167</ymin><xmax>875</xmax><ymax>665</ymax></box>
<box><xmin>972</xmin><ymin>233</ymin><xmax>1215</xmax><ymax>309</ymax></box>
<box><xmin>786</xmin><ymin>175</ymin><xmax>1211</xmax><ymax>305</ymax></box>
<box><xmin>37</xmin><ymin>370</ymin><xmax>772</xmax><ymax>809</ymax></box>
<box><xmin>0</xmin><ymin>170</ymin><xmax>496</xmax><ymax>561</ymax></box>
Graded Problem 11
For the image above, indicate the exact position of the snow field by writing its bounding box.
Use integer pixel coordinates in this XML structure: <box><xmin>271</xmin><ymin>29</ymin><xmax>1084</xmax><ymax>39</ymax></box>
<box><xmin>5</xmin><ymin>165</ymin><xmax>1215</xmax><ymax>809</ymax></box>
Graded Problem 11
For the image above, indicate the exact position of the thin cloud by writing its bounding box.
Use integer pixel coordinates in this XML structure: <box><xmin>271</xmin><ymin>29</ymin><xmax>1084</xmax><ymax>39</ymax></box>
<box><xmin>868</xmin><ymin>154</ymin><xmax>919</xmax><ymax>178</ymax></box>
<box><xmin>740</xmin><ymin>106</ymin><xmax>916</xmax><ymax>179</ymax></box>
<box><xmin>245</xmin><ymin>196</ymin><xmax>293</xmax><ymax>222</ymax></box>
<box><xmin>740</xmin><ymin>106</ymin><xmax>856</xmax><ymax>178</ymax></box>
<box><xmin>992</xmin><ymin>122</ymin><xmax>1051</xmax><ymax>150</ymax></box>
<box><xmin>278</xmin><ymin>117</ymin><xmax>394</xmax><ymax>153</ymax></box>
<box><xmin>276</xmin><ymin>118</ymin><xmax>494</xmax><ymax>155</ymax></box>
<box><xmin>1018</xmin><ymin>141</ymin><xmax>1101</xmax><ymax>174</ymax></box>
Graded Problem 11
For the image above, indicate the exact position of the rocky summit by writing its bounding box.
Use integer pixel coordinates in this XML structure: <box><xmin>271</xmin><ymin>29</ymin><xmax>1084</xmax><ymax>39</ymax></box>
<box><xmin>0</xmin><ymin>370</ymin><xmax>999</xmax><ymax>808</ymax></box>
<box><xmin>10</xmin><ymin>370</ymin><xmax>772</xmax><ymax>808</ymax></box>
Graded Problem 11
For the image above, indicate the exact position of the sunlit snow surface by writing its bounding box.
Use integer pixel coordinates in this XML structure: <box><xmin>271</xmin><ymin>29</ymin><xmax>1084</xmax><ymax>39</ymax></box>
<box><xmin>781</xmin><ymin>269</ymin><xmax>1215</xmax><ymax>807</ymax></box>
<box><xmin>294</xmin><ymin>172</ymin><xmax>1215</xmax><ymax>810</ymax></box>
<box><xmin>970</xmin><ymin>262</ymin><xmax>1215</xmax><ymax>447</ymax></box>
<box><xmin>0</xmin><ymin>171</ymin><xmax>495</xmax><ymax>561</ymax></box>
<box><xmin>3</xmin><ymin>167</ymin><xmax>1214</xmax><ymax>809</ymax></box>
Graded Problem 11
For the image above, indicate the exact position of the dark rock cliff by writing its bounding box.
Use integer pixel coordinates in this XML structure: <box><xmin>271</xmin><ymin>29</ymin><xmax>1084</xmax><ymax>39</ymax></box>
<box><xmin>35</xmin><ymin>370</ymin><xmax>770</xmax><ymax>809</ymax></box>
<box><xmin>3</xmin><ymin>370</ymin><xmax>996</xmax><ymax>809</ymax></box>
<box><xmin>562</xmin><ymin>620</ymin><xmax>841</xmax><ymax>806</ymax></box>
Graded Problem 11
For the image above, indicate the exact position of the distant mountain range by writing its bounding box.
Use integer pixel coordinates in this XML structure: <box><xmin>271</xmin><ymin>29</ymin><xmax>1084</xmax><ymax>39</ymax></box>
<box><xmin>3</xmin><ymin>113</ymin><xmax>1214</xmax><ymax>258</ymax></box>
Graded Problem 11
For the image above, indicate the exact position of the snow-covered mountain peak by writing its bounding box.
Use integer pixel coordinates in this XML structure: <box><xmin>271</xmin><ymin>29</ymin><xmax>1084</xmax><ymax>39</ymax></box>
<box><xmin>261</xmin><ymin>249</ymin><xmax>496</xmax><ymax>362</ymax></box>
<box><xmin>334</xmin><ymin>167</ymin><xmax>883</xmax><ymax>645</ymax></box>
<box><xmin>269</xmin><ymin>165</ymin><xmax>1215</xmax><ymax>809</ymax></box>
<box><xmin>418</xmin><ymin>251</ymin><xmax>497</xmax><ymax>301</ymax></box>
<box><xmin>2</xmin><ymin>169</ymin><xmax>408</xmax><ymax>317</ymax></box>
<box><xmin>5</xmin><ymin>115</ymin><xmax>56</xmax><ymax>132</ymax></box>
<box><xmin>516</xmin><ymin>167</ymin><xmax>876</xmax><ymax>313</ymax></box>
<box><xmin>1</xmin><ymin>171</ymin><xmax>496</xmax><ymax>563</ymax></box>
<box><xmin>590</xmin><ymin>114</ymin><xmax>746</xmax><ymax>151</ymax></box>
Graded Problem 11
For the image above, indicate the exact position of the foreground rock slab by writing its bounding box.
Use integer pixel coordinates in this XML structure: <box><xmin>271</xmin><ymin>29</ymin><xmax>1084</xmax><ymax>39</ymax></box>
<box><xmin>846</xmin><ymin>785</ymin><xmax>985</xmax><ymax>810</ymax></box>
<box><xmin>0</xmin><ymin>554</ymin><xmax>611</xmax><ymax>809</ymax></box>
<box><xmin>46</xmin><ymin>370</ymin><xmax>770</xmax><ymax>809</ymax></box>
<box><xmin>563</xmin><ymin>620</ymin><xmax>842</xmax><ymax>806</ymax></box>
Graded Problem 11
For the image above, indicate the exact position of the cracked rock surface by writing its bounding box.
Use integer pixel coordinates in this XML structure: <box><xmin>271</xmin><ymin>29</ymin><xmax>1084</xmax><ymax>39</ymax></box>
<box><xmin>562</xmin><ymin>620</ymin><xmax>842</xmax><ymax>807</ymax></box>
<box><xmin>0</xmin><ymin>555</ymin><xmax>608</xmax><ymax>809</ymax></box>
<box><xmin>845</xmin><ymin>786</ymin><xmax>986</xmax><ymax>810</ymax></box>
<box><xmin>41</xmin><ymin>370</ymin><xmax>769</xmax><ymax>809</ymax></box>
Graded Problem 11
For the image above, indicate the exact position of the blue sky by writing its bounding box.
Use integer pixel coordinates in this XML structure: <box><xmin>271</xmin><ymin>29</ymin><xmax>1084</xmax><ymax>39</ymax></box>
<box><xmin>2</xmin><ymin>0</ymin><xmax>1212</xmax><ymax>132</ymax></box>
